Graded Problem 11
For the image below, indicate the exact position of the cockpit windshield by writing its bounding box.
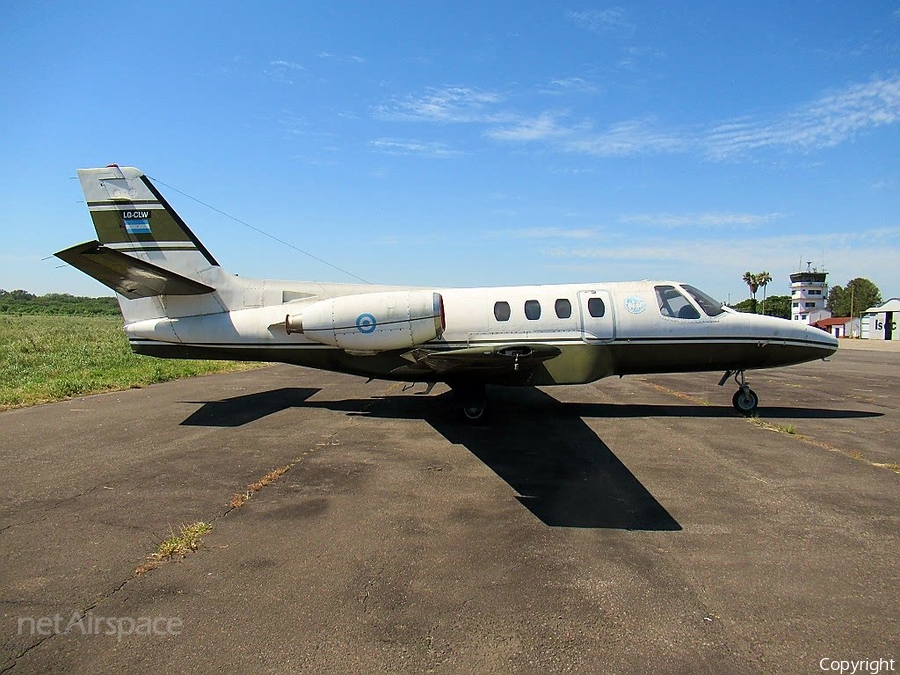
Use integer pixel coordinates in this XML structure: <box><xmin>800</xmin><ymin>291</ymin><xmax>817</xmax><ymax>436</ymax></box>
<box><xmin>655</xmin><ymin>285</ymin><xmax>700</xmax><ymax>319</ymax></box>
<box><xmin>681</xmin><ymin>285</ymin><xmax>726</xmax><ymax>317</ymax></box>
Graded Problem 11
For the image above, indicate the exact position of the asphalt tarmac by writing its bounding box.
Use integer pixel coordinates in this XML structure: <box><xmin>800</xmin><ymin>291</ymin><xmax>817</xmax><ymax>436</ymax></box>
<box><xmin>1</xmin><ymin>347</ymin><xmax>897</xmax><ymax>674</ymax></box>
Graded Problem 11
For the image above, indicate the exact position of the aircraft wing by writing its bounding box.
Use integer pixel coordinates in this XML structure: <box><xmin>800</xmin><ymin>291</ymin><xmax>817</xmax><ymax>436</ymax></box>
<box><xmin>397</xmin><ymin>344</ymin><xmax>562</xmax><ymax>375</ymax></box>
<box><xmin>55</xmin><ymin>241</ymin><xmax>215</xmax><ymax>299</ymax></box>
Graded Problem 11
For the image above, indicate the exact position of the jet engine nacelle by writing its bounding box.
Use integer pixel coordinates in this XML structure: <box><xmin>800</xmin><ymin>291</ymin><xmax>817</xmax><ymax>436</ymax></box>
<box><xmin>285</xmin><ymin>290</ymin><xmax>445</xmax><ymax>353</ymax></box>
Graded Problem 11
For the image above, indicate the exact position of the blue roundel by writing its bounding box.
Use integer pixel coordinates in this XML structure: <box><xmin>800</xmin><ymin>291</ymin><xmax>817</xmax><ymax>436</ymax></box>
<box><xmin>356</xmin><ymin>313</ymin><xmax>377</xmax><ymax>334</ymax></box>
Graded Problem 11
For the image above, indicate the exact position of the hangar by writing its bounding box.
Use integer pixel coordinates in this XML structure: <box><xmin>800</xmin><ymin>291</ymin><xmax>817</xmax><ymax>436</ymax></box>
<box><xmin>861</xmin><ymin>298</ymin><xmax>900</xmax><ymax>340</ymax></box>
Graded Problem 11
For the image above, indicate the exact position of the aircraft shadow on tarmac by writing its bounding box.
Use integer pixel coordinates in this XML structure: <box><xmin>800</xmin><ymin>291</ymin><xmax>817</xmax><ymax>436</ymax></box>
<box><xmin>180</xmin><ymin>387</ymin><xmax>321</xmax><ymax>426</ymax></box>
<box><xmin>179</xmin><ymin>386</ymin><xmax>878</xmax><ymax>530</ymax></box>
<box><xmin>182</xmin><ymin>386</ymin><xmax>687</xmax><ymax>530</ymax></box>
<box><xmin>181</xmin><ymin>387</ymin><xmax>882</xmax><ymax>428</ymax></box>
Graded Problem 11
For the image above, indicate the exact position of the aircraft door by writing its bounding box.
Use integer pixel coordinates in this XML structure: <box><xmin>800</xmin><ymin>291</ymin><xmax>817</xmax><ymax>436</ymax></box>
<box><xmin>577</xmin><ymin>290</ymin><xmax>615</xmax><ymax>342</ymax></box>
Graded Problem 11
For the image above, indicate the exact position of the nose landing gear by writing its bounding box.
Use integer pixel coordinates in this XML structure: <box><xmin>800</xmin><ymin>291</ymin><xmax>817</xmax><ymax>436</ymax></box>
<box><xmin>719</xmin><ymin>370</ymin><xmax>759</xmax><ymax>415</ymax></box>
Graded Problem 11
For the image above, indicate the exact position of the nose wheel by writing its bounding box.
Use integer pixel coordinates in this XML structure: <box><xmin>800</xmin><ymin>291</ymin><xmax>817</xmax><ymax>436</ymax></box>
<box><xmin>719</xmin><ymin>370</ymin><xmax>759</xmax><ymax>415</ymax></box>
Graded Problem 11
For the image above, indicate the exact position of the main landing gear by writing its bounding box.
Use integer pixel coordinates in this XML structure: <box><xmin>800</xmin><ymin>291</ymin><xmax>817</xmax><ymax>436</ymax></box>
<box><xmin>449</xmin><ymin>381</ymin><xmax>490</xmax><ymax>424</ymax></box>
<box><xmin>719</xmin><ymin>370</ymin><xmax>759</xmax><ymax>415</ymax></box>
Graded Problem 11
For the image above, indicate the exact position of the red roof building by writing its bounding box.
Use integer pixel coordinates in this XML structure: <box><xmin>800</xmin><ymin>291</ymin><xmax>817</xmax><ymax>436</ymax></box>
<box><xmin>812</xmin><ymin>317</ymin><xmax>859</xmax><ymax>338</ymax></box>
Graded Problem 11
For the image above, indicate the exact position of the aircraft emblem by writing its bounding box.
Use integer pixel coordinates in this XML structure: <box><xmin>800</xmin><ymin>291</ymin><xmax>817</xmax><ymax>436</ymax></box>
<box><xmin>356</xmin><ymin>313</ymin><xmax>377</xmax><ymax>334</ymax></box>
<box><xmin>624</xmin><ymin>296</ymin><xmax>646</xmax><ymax>314</ymax></box>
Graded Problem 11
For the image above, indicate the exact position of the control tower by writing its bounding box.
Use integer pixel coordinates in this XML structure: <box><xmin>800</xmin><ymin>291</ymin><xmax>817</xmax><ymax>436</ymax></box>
<box><xmin>790</xmin><ymin>263</ymin><xmax>828</xmax><ymax>323</ymax></box>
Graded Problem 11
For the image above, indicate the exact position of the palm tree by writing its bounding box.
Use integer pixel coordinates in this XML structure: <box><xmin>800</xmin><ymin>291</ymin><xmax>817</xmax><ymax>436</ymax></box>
<box><xmin>742</xmin><ymin>271</ymin><xmax>759</xmax><ymax>313</ymax></box>
<box><xmin>757</xmin><ymin>271</ymin><xmax>772</xmax><ymax>315</ymax></box>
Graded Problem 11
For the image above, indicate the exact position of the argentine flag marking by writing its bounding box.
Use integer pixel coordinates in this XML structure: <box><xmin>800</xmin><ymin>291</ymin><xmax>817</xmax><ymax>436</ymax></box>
<box><xmin>124</xmin><ymin>218</ymin><xmax>151</xmax><ymax>234</ymax></box>
<box><xmin>122</xmin><ymin>210</ymin><xmax>152</xmax><ymax>234</ymax></box>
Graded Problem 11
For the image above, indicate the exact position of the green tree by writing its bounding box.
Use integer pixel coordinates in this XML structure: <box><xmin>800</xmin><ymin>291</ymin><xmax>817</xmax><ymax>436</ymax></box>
<box><xmin>759</xmin><ymin>294</ymin><xmax>790</xmax><ymax>319</ymax></box>
<box><xmin>730</xmin><ymin>294</ymin><xmax>791</xmax><ymax>319</ymax></box>
<box><xmin>742</xmin><ymin>271</ymin><xmax>773</xmax><ymax>314</ymax></box>
<box><xmin>0</xmin><ymin>290</ymin><xmax>119</xmax><ymax>316</ymax></box>
<box><xmin>827</xmin><ymin>278</ymin><xmax>882</xmax><ymax>317</ymax></box>
<box><xmin>742</xmin><ymin>271</ymin><xmax>760</xmax><ymax>313</ymax></box>
<box><xmin>757</xmin><ymin>271</ymin><xmax>772</xmax><ymax>314</ymax></box>
<box><xmin>9</xmin><ymin>289</ymin><xmax>35</xmax><ymax>302</ymax></box>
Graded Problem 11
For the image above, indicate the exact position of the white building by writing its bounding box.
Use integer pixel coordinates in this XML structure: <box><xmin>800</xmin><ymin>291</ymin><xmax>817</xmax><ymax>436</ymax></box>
<box><xmin>861</xmin><ymin>298</ymin><xmax>900</xmax><ymax>340</ymax></box>
<box><xmin>790</xmin><ymin>266</ymin><xmax>829</xmax><ymax>324</ymax></box>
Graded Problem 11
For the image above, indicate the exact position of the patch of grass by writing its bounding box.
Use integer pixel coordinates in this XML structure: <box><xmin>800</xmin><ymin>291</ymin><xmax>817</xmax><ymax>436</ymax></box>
<box><xmin>749</xmin><ymin>417</ymin><xmax>797</xmax><ymax>435</ymax></box>
<box><xmin>153</xmin><ymin>522</ymin><xmax>213</xmax><ymax>559</ymax></box>
<box><xmin>0</xmin><ymin>315</ymin><xmax>263</xmax><ymax>411</ymax></box>
<box><xmin>231</xmin><ymin>465</ymin><xmax>292</xmax><ymax>508</ymax></box>
<box><xmin>136</xmin><ymin>522</ymin><xmax>212</xmax><ymax>576</ymax></box>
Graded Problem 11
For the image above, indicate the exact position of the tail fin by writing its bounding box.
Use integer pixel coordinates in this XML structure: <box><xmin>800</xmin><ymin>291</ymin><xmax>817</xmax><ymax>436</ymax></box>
<box><xmin>76</xmin><ymin>165</ymin><xmax>218</xmax><ymax>279</ymax></box>
<box><xmin>58</xmin><ymin>165</ymin><xmax>231</xmax><ymax>322</ymax></box>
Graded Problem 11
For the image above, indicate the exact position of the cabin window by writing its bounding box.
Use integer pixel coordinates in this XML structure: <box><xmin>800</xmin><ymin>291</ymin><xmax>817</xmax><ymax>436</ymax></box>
<box><xmin>588</xmin><ymin>297</ymin><xmax>605</xmax><ymax>318</ymax></box>
<box><xmin>494</xmin><ymin>301</ymin><xmax>511</xmax><ymax>322</ymax></box>
<box><xmin>681</xmin><ymin>285</ymin><xmax>725</xmax><ymax>317</ymax></box>
<box><xmin>655</xmin><ymin>285</ymin><xmax>700</xmax><ymax>319</ymax></box>
<box><xmin>524</xmin><ymin>300</ymin><xmax>541</xmax><ymax>320</ymax></box>
<box><xmin>555</xmin><ymin>298</ymin><xmax>572</xmax><ymax>319</ymax></box>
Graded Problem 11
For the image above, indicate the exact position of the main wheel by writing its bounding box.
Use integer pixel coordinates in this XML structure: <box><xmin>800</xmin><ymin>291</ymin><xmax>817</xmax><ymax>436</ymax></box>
<box><xmin>732</xmin><ymin>388</ymin><xmax>759</xmax><ymax>415</ymax></box>
<box><xmin>449</xmin><ymin>381</ymin><xmax>491</xmax><ymax>424</ymax></box>
<box><xmin>461</xmin><ymin>402</ymin><xmax>490</xmax><ymax>423</ymax></box>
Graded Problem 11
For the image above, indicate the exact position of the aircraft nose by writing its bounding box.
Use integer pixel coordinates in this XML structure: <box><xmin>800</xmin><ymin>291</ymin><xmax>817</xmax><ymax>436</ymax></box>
<box><xmin>801</xmin><ymin>322</ymin><xmax>839</xmax><ymax>355</ymax></box>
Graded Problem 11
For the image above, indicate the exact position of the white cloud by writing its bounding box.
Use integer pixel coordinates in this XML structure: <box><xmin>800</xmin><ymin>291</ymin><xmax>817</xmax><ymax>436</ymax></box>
<box><xmin>317</xmin><ymin>52</ymin><xmax>365</xmax><ymax>63</ymax></box>
<box><xmin>541</xmin><ymin>227</ymin><xmax>900</xmax><ymax>297</ymax></box>
<box><xmin>270</xmin><ymin>60</ymin><xmax>306</xmax><ymax>71</ymax></box>
<box><xmin>562</xmin><ymin>119</ymin><xmax>686</xmax><ymax>156</ymax></box>
<box><xmin>485</xmin><ymin>113</ymin><xmax>569</xmax><ymax>141</ymax></box>
<box><xmin>538</xmin><ymin>77</ymin><xmax>599</xmax><ymax>95</ymax></box>
<box><xmin>266</xmin><ymin>60</ymin><xmax>308</xmax><ymax>85</ymax></box>
<box><xmin>619</xmin><ymin>212</ymin><xmax>786</xmax><ymax>229</ymax></box>
<box><xmin>487</xmin><ymin>116</ymin><xmax>685</xmax><ymax>156</ymax></box>
<box><xmin>377</xmin><ymin>75</ymin><xmax>900</xmax><ymax>161</ymax></box>
<box><xmin>870</xmin><ymin>178</ymin><xmax>896</xmax><ymax>190</ymax></box>
<box><xmin>488</xmin><ymin>227</ymin><xmax>598</xmax><ymax>240</ymax></box>
<box><xmin>566</xmin><ymin>8</ymin><xmax>635</xmax><ymax>37</ymax></box>
<box><xmin>278</xmin><ymin>110</ymin><xmax>307</xmax><ymax>135</ymax></box>
<box><xmin>509</xmin><ymin>76</ymin><xmax>900</xmax><ymax>158</ymax></box>
<box><xmin>374</xmin><ymin>86</ymin><xmax>507</xmax><ymax>123</ymax></box>
<box><xmin>368</xmin><ymin>138</ymin><xmax>463</xmax><ymax>158</ymax></box>
<box><xmin>703</xmin><ymin>76</ymin><xmax>900</xmax><ymax>158</ymax></box>
<box><xmin>545</xmin><ymin>228</ymin><xmax>900</xmax><ymax>269</ymax></box>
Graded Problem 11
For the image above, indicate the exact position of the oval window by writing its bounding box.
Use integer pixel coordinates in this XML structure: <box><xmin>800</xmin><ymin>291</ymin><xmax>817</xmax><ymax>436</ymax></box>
<box><xmin>524</xmin><ymin>300</ymin><xmax>541</xmax><ymax>320</ymax></box>
<box><xmin>588</xmin><ymin>297</ymin><xmax>605</xmax><ymax>318</ymax></box>
<box><xmin>494</xmin><ymin>301</ymin><xmax>511</xmax><ymax>322</ymax></box>
<box><xmin>555</xmin><ymin>298</ymin><xmax>572</xmax><ymax>319</ymax></box>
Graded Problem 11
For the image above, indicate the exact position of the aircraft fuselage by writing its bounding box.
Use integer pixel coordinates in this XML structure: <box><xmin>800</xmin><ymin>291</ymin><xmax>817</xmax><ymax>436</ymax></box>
<box><xmin>125</xmin><ymin>278</ymin><xmax>838</xmax><ymax>387</ymax></box>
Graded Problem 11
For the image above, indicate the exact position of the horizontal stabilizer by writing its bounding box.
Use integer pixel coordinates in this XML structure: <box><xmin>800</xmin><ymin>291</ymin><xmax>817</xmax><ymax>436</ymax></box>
<box><xmin>55</xmin><ymin>241</ymin><xmax>215</xmax><ymax>299</ymax></box>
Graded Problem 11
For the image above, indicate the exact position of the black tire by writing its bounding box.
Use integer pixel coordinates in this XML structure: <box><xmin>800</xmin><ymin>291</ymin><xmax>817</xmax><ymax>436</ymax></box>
<box><xmin>732</xmin><ymin>388</ymin><xmax>759</xmax><ymax>415</ymax></box>
<box><xmin>460</xmin><ymin>401</ymin><xmax>491</xmax><ymax>424</ymax></box>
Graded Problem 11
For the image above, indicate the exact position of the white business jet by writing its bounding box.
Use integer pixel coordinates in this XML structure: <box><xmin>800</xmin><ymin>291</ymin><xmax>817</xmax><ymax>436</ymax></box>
<box><xmin>56</xmin><ymin>166</ymin><xmax>838</xmax><ymax>422</ymax></box>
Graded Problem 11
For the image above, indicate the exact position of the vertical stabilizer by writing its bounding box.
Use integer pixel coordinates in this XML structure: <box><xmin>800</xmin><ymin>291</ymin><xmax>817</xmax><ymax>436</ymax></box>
<box><xmin>73</xmin><ymin>165</ymin><xmax>231</xmax><ymax>322</ymax></box>
<box><xmin>78</xmin><ymin>165</ymin><xmax>219</xmax><ymax>278</ymax></box>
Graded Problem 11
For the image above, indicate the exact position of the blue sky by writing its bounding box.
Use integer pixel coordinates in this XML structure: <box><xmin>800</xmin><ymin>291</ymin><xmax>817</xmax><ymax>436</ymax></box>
<box><xmin>1</xmin><ymin>2</ymin><xmax>899</xmax><ymax>304</ymax></box>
